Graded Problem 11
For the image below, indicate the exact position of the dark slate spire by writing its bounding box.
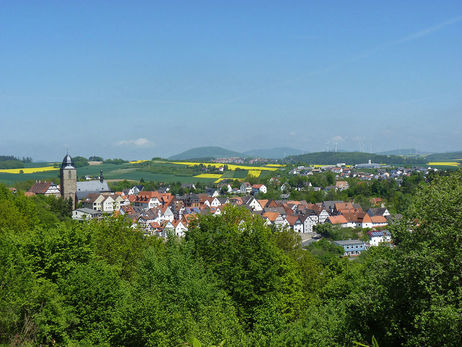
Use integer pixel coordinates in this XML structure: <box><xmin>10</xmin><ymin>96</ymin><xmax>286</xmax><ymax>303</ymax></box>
<box><xmin>61</xmin><ymin>154</ymin><xmax>74</xmax><ymax>169</ymax></box>
<box><xmin>100</xmin><ymin>169</ymin><xmax>104</xmax><ymax>183</ymax></box>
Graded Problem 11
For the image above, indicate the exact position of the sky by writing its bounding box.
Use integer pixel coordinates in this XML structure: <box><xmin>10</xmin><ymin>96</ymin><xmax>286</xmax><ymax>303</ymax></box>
<box><xmin>1</xmin><ymin>0</ymin><xmax>461</xmax><ymax>160</ymax></box>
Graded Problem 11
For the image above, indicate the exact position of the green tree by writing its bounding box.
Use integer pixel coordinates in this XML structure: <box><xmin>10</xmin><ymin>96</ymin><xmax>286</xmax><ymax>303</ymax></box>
<box><xmin>113</xmin><ymin>239</ymin><xmax>244</xmax><ymax>346</ymax></box>
<box><xmin>186</xmin><ymin>206</ymin><xmax>305</xmax><ymax>329</ymax></box>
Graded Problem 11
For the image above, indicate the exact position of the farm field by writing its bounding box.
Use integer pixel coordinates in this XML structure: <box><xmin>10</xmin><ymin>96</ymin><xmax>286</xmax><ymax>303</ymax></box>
<box><xmin>170</xmin><ymin>161</ymin><xmax>278</xmax><ymax>172</ymax></box>
<box><xmin>426</xmin><ymin>162</ymin><xmax>460</xmax><ymax>167</ymax></box>
<box><xmin>0</xmin><ymin>159</ymin><xmax>284</xmax><ymax>187</ymax></box>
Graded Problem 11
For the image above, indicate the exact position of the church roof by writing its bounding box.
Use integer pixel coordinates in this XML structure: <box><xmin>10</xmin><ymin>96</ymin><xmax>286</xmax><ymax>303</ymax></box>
<box><xmin>76</xmin><ymin>180</ymin><xmax>111</xmax><ymax>200</ymax></box>
<box><xmin>61</xmin><ymin>154</ymin><xmax>74</xmax><ymax>169</ymax></box>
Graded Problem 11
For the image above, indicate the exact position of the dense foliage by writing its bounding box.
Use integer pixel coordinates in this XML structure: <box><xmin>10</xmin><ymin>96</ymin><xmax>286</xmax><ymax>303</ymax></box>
<box><xmin>0</xmin><ymin>155</ymin><xmax>31</xmax><ymax>169</ymax></box>
<box><xmin>1</xmin><ymin>171</ymin><xmax>462</xmax><ymax>345</ymax></box>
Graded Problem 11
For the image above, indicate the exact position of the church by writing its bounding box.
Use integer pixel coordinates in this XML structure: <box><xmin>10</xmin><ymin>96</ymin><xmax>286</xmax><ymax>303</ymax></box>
<box><xmin>60</xmin><ymin>154</ymin><xmax>111</xmax><ymax>208</ymax></box>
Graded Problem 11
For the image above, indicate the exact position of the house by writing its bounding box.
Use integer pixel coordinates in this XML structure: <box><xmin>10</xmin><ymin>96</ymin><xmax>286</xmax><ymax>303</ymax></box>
<box><xmin>204</xmin><ymin>197</ymin><xmax>221</xmax><ymax>208</ymax></box>
<box><xmin>368</xmin><ymin>230</ymin><xmax>392</xmax><ymax>246</ymax></box>
<box><xmin>172</xmin><ymin>219</ymin><xmax>188</xmax><ymax>237</ymax></box>
<box><xmin>251</xmin><ymin>184</ymin><xmax>267</xmax><ymax>195</ymax></box>
<box><xmin>362</xmin><ymin>214</ymin><xmax>388</xmax><ymax>229</ymax></box>
<box><xmin>334</xmin><ymin>240</ymin><xmax>366</xmax><ymax>256</ymax></box>
<box><xmin>126</xmin><ymin>185</ymin><xmax>144</xmax><ymax>195</ymax></box>
<box><xmin>206</xmin><ymin>188</ymin><xmax>219</xmax><ymax>197</ymax></box>
<box><xmin>286</xmin><ymin>215</ymin><xmax>304</xmax><ymax>233</ymax></box>
<box><xmin>240</xmin><ymin>182</ymin><xmax>252</xmax><ymax>194</ymax></box>
<box><xmin>263</xmin><ymin>212</ymin><xmax>287</xmax><ymax>230</ymax></box>
<box><xmin>134</xmin><ymin>191</ymin><xmax>162</xmax><ymax>209</ymax></box>
<box><xmin>300</xmin><ymin>213</ymin><xmax>317</xmax><ymax>233</ymax></box>
<box><xmin>82</xmin><ymin>194</ymin><xmax>105</xmax><ymax>211</ymax></box>
<box><xmin>28</xmin><ymin>181</ymin><xmax>60</xmax><ymax>197</ymax></box>
<box><xmin>335</xmin><ymin>181</ymin><xmax>349</xmax><ymax>191</ymax></box>
<box><xmin>72</xmin><ymin>208</ymin><xmax>103</xmax><ymax>221</ymax></box>
<box><xmin>242</xmin><ymin>196</ymin><xmax>263</xmax><ymax>211</ymax></box>
<box><xmin>340</xmin><ymin>209</ymin><xmax>366</xmax><ymax>228</ymax></box>
<box><xmin>367</xmin><ymin>208</ymin><xmax>391</xmax><ymax>218</ymax></box>
<box><xmin>327</xmin><ymin>215</ymin><xmax>348</xmax><ymax>227</ymax></box>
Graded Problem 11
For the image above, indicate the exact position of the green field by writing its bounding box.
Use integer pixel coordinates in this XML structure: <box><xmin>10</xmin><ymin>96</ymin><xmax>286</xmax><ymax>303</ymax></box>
<box><xmin>0</xmin><ymin>161</ymin><xmax>235</xmax><ymax>187</ymax></box>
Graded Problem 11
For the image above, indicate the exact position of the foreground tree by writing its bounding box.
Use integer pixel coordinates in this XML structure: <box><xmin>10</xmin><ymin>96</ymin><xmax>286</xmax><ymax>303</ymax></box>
<box><xmin>186</xmin><ymin>206</ymin><xmax>305</xmax><ymax>334</ymax></box>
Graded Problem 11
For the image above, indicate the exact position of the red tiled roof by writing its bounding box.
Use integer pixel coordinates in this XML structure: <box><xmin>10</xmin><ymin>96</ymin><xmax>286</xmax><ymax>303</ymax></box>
<box><xmin>28</xmin><ymin>181</ymin><xmax>52</xmax><ymax>194</ymax></box>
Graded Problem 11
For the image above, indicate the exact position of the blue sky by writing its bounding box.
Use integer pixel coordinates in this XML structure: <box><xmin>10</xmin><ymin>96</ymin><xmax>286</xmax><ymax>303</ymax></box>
<box><xmin>1</xmin><ymin>1</ymin><xmax>461</xmax><ymax>160</ymax></box>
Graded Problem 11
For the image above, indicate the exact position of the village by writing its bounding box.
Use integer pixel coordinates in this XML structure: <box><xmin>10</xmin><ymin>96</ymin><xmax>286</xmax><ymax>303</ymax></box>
<box><xmin>20</xmin><ymin>154</ymin><xmax>414</xmax><ymax>257</ymax></box>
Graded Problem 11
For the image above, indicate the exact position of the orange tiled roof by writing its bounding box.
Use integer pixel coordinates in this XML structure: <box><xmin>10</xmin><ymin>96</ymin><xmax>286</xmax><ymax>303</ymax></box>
<box><xmin>328</xmin><ymin>215</ymin><xmax>348</xmax><ymax>225</ymax></box>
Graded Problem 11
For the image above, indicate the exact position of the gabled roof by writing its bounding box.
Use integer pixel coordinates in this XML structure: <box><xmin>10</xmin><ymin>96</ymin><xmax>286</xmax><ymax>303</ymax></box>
<box><xmin>28</xmin><ymin>181</ymin><xmax>55</xmax><ymax>194</ymax></box>
<box><xmin>340</xmin><ymin>210</ymin><xmax>365</xmax><ymax>223</ymax></box>
<box><xmin>370</xmin><ymin>215</ymin><xmax>387</xmax><ymax>224</ymax></box>
<box><xmin>328</xmin><ymin>215</ymin><xmax>348</xmax><ymax>225</ymax></box>
<box><xmin>286</xmin><ymin>215</ymin><xmax>301</xmax><ymax>226</ymax></box>
<box><xmin>263</xmin><ymin>211</ymin><xmax>280</xmax><ymax>222</ymax></box>
<box><xmin>258</xmin><ymin>199</ymin><xmax>269</xmax><ymax>209</ymax></box>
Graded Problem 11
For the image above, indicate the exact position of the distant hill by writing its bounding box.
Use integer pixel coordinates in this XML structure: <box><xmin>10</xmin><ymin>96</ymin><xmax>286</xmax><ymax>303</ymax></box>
<box><xmin>244</xmin><ymin>147</ymin><xmax>305</xmax><ymax>159</ymax></box>
<box><xmin>424</xmin><ymin>151</ymin><xmax>462</xmax><ymax>162</ymax></box>
<box><xmin>168</xmin><ymin>146</ymin><xmax>243</xmax><ymax>160</ymax></box>
<box><xmin>284</xmin><ymin>152</ymin><xmax>426</xmax><ymax>165</ymax></box>
<box><xmin>377</xmin><ymin>148</ymin><xmax>425</xmax><ymax>156</ymax></box>
<box><xmin>0</xmin><ymin>155</ymin><xmax>26</xmax><ymax>169</ymax></box>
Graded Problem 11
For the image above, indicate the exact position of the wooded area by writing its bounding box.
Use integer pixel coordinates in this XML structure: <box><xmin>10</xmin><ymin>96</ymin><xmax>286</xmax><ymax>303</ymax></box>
<box><xmin>1</xmin><ymin>171</ymin><xmax>461</xmax><ymax>346</ymax></box>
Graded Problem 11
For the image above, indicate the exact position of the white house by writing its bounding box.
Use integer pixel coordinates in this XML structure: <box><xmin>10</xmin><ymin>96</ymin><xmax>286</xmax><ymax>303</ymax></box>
<box><xmin>252</xmin><ymin>184</ymin><xmax>267</xmax><ymax>195</ymax></box>
<box><xmin>240</xmin><ymin>182</ymin><xmax>252</xmax><ymax>194</ymax></box>
<box><xmin>72</xmin><ymin>208</ymin><xmax>102</xmax><ymax>221</ymax></box>
<box><xmin>287</xmin><ymin>216</ymin><xmax>304</xmax><ymax>233</ymax></box>
<box><xmin>301</xmin><ymin>214</ymin><xmax>317</xmax><ymax>233</ymax></box>
<box><xmin>204</xmin><ymin>197</ymin><xmax>221</xmax><ymax>208</ymax></box>
<box><xmin>368</xmin><ymin>230</ymin><xmax>392</xmax><ymax>246</ymax></box>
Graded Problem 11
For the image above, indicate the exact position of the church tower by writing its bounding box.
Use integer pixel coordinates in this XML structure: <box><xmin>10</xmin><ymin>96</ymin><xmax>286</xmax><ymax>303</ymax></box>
<box><xmin>60</xmin><ymin>154</ymin><xmax>77</xmax><ymax>208</ymax></box>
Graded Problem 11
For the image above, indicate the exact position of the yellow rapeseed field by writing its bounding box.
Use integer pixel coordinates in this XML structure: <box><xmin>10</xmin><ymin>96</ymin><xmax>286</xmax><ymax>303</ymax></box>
<box><xmin>193</xmin><ymin>173</ymin><xmax>223</xmax><ymax>179</ymax></box>
<box><xmin>171</xmin><ymin>161</ymin><xmax>277</xmax><ymax>171</ymax></box>
<box><xmin>427</xmin><ymin>162</ymin><xmax>460</xmax><ymax>167</ymax></box>
<box><xmin>0</xmin><ymin>166</ymin><xmax>58</xmax><ymax>174</ymax></box>
<box><xmin>265</xmin><ymin>164</ymin><xmax>286</xmax><ymax>167</ymax></box>
<box><xmin>129</xmin><ymin>160</ymin><xmax>149</xmax><ymax>164</ymax></box>
<box><xmin>248</xmin><ymin>170</ymin><xmax>261</xmax><ymax>177</ymax></box>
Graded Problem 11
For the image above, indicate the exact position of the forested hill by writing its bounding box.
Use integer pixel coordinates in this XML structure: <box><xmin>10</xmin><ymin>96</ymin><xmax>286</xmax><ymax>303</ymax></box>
<box><xmin>424</xmin><ymin>151</ymin><xmax>462</xmax><ymax>161</ymax></box>
<box><xmin>243</xmin><ymin>147</ymin><xmax>304</xmax><ymax>159</ymax></box>
<box><xmin>168</xmin><ymin>146</ymin><xmax>243</xmax><ymax>160</ymax></box>
<box><xmin>284</xmin><ymin>151</ymin><xmax>426</xmax><ymax>165</ymax></box>
<box><xmin>0</xmin><ymin>155</ymin><xmax>32</xmax><ymax>169</ymax></box>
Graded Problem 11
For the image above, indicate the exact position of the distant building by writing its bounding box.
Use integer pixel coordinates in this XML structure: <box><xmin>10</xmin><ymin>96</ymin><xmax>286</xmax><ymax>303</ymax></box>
<box><xmin>355</xmin><ymin>160</ymin><xmax>382</xmax><ymax>169</ymax></box>
<box><xmin>28</xmin><ymin>181</ymin><xmax>60</xmax><ymax>197</ymax></box>
<box><xmin>72</xmin><ymin>207</ymin><xmax>103</xmax><ymax>221</ymax></box>
<box><xmin>334</xmin><ymin>240</ymin><xmax>366</xmax><ymax>256</ymax></box>
<box><xmin>60</xmin><ymin>154</ymin><xmax>77</xmax><ymax>208</ymax></box>
<box><xmin>76</xmin><ymin>169</ymin><xmax>111</xmax><ymax>200</ymax></box>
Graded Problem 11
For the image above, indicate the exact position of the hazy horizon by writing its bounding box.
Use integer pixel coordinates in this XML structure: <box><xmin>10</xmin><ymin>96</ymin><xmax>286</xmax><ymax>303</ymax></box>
<box><xmin>1</xmin><ymin>1</ymin><xmax>461</xmax><ymax>160</ymax></box>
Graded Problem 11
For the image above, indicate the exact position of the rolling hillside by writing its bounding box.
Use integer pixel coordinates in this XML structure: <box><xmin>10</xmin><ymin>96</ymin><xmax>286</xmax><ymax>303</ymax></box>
<box><xmin>424</xmin><ymin>151</ymin><xmax>462</xmax><ymax>162</ymax></box>
<box><xmin>168</xmin><ymin>146</ymin><xmax>243</xmax><ymax>160</ymax></box>
<box><xmin>284</xmin><ymin>152</ymin><xmax>427</xmax><ymax>165</ymax></box>
<box><xmin>243</xmin><ymin>147</ymin><xmax>305</xmax><ymax>159</ymax></box>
